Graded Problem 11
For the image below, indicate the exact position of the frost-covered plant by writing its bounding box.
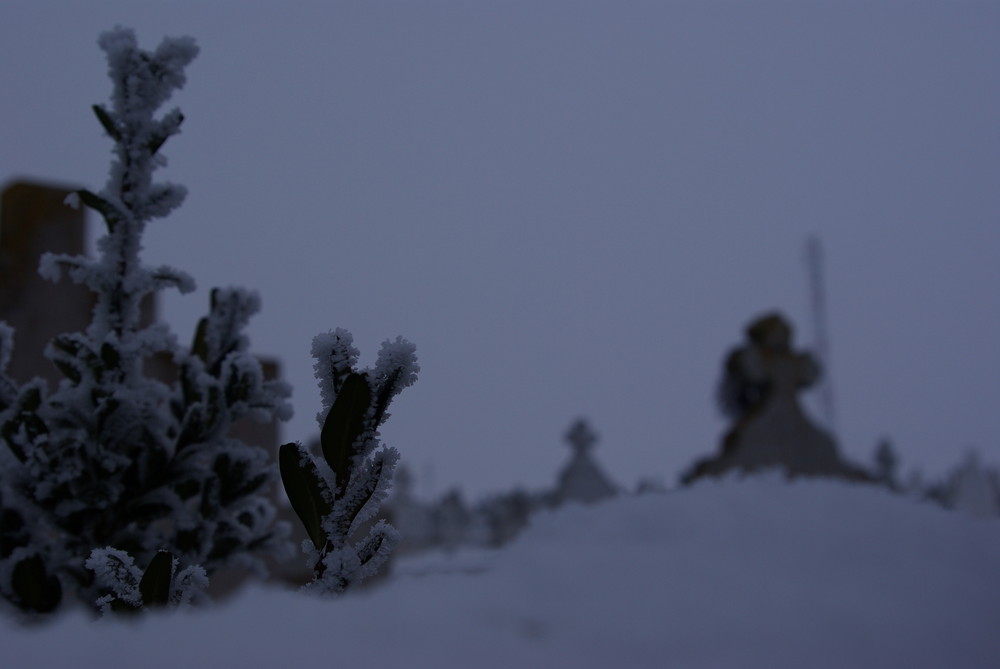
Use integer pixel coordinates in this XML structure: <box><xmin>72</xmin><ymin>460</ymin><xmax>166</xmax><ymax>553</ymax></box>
<box><xmin>86</xmin><ymin>548</ymin><xmax>207</xmax><ymax>615</ymax></box>
<box><xmin>0</xmin><ymin>28</ymin><xmax>291</xmax><ymax>614</ymax></box>
<box><xmin>280</xmin><ymin>330</ymin><xmax>417</xmax><ymax>594</ymax></box>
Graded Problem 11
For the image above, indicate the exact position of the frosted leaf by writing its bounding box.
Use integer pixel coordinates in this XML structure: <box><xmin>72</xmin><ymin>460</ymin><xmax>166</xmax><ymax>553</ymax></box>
<box><xmin>85</xmin><ymin>547</ymin><xmax>143</xmax><ymax>612</ymax></box>
<box><xmin>371</xmin><ymin>336</ymin><xmax>419</xmax><ymax>425</ymax></box>
<box><xmin>306</xmin><ymin>520</ymin><xmax>400</xmax><ymax>596</ymax></box>
<box><xmin>374</xmin><ymin>336</ymin><xmax>420</xmax><ymax>396</ymax></box>
<box><xmin>37</xmin><ymin>253</ymin><xmax>91</xmax><ymax>285</ymax></box>
<box><xmin>0</xmin><ymin>27</ymin><xmax>296</xmax><ymax>616</ymax></box>
<box><xmin>346</xmin><ymin>447</ymin><xmax>399</xmax><ymax>537</ymax></box>
<box><xmin>98</xmin><ymin>27</ymin><xmax>198</xmax><ymax>120</ymax></box>
<box><xmin>149</xmin><ymin>265</ymin><xmax>196</xmax><ymax>294</ymax></box>
<box><xmin>350</xmin><ymin>520</ymin><xmax>400</xmax><ymax>584</ymax></box>
<box><xmin>309</xmin><ymin>546</ymin><xmax>360</xmax><ymax>595</ymax></box>
<box><xmin>142</xmin><ymin>183</ymin><xmax>186</xmax><ymax>220</ymax></box>
<box><xmin>311</xmin><ymin>328</ymin><xmax>359</xmax><ymax>422</ymax></box>
<box><xmin>170</xmin><ymin>562</ymin><xmax>208</xmax><ymax>607</ymax></box>
<box><xmin>152</xmin><ymin>37</ymin><xmax>200</xmax><ymax>92</ymax></box>
<box><xmin>197</xmin><ymin>288</ymin><xmax>262</xmax><ymax>367</ymax></box>
<box><xmin>293</xmin><ymin>328</ymin><xmax>416</xmax><ymax>595</ymax></box>
<box><xmin>135</xmin><ymin>322</ymin><xmax>180</xmax><ymax>357</ymax></box>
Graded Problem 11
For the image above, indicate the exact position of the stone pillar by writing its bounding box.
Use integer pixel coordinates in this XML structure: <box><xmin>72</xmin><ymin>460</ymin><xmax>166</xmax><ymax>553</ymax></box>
<box><xmin>0</xmin><ymin>181</ymin><xmax>95</xmax><ymax>387</ymax></box>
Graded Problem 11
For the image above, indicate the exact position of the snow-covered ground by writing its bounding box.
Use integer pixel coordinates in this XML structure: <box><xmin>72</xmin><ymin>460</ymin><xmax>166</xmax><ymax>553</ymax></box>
<box><xmin>3</xmin><ymin>475</ymin><xmax>998</xmax><ymax>668</ymax></box>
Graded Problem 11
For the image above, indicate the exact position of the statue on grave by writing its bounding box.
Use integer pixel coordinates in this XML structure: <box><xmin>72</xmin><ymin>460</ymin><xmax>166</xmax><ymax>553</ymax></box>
<box><xmin>680</xmin><ymin>312</ymin><xmax>870</xmax><ymax>484</ymax></box>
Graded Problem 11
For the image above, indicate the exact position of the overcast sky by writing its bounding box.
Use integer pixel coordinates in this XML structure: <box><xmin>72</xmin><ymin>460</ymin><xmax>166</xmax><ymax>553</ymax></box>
<box><xmin>2</xmin><ymin>1</ymin><xmax>998</xmax><ymax>498</ymax></box>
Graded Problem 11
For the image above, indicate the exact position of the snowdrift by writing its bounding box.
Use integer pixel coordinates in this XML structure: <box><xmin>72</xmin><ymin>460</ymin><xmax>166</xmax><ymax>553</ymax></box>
<box><xmin>3</xmin><ymin>476</ymin><xmax>998</xmax><ymax>668</ymax></box>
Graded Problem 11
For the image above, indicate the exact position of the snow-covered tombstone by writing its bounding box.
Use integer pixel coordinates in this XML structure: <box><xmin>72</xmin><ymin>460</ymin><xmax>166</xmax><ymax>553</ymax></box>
<box><xmin>552</xmin><ymin>418</ymin><xmax>618</xmax><ymax>505</ymax></box>
<box><xmin>279</xmin><ymin>330</ymin><xmax>418</xmax><ymax>594</ymax></box>
<box><xmin>0</xmin><ymin>28</ymin><xmax>291</xmax><ymax>614</ymax></box>
<box><xmin>680</xmin><ymin>313</ymin><xmax>871</xmax><ymax>484</ymax></box>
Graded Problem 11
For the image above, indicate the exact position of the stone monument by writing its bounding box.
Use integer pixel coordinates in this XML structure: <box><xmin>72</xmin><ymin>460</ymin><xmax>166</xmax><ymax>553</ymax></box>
<box><xmin>553</xmin><ymin>418</ymin><xmax>618</xmax><ymax>504</ymax></box>
<box><xmin>681</xmin><ymin>312</ymin><xmax>870</xmax><ymax>484</ymax></box>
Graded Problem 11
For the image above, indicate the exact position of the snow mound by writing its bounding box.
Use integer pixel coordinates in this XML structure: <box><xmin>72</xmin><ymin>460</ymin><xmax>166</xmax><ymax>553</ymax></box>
<box><xmin>3</xmin><ymin>476</ymin><xmax>998</xmax><ymax>668</ymax></box>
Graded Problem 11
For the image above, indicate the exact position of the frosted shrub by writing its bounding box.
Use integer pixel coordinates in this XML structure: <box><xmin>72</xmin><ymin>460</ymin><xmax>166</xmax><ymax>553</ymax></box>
<box><xmin>0</xmin><ymin>28</ymin><xmax>291</xmax><ymax>614</ymax></box>
<box><xmin>280</xmin><ymin>330</ymin><xmax>418</xmax><ymax>594</ymax></box>
<box><xmin>86</xmin><ymin>547</ymin><xmax>207</xmax><ymax>615</ymax></box>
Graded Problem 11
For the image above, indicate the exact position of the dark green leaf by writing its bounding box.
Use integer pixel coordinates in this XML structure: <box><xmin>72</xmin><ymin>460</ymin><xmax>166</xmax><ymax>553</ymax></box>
<box><xmin>176</xmin><ymin>405</ymin><xmax>205</xmax><ymax>450</ymax></box>
<box><xmin>372</xmin><ymin>367</ymin><xmax>402</xmax><ymax>428</ymax></box>
<box><xmin>53</xmin><ymin>360</ymin><xmax>82</xmax><ymax>385</ymax></box>
<box><xmin>139</xmin><ymin>551</ymin><xmax>174</xmax><ymax>608</ymax></box>
<box><xmin>51</xmin><ymin>335</ymin><xmax>82</xmax><ymax>357</ymax></box>
<box><xmin>346</xmin><ymin>457</ymin><xmax>384</xmax><ymax>534</ymax></box>
<box><xmin>99</xmin><ymin>342</ymin><xmax>121</xmax><ymax>370</ymax></box>
<box><xmin>147</xmin><ymin>133</ymin><xmax>168</xmax><ymax>154</ymax></box>
<box><xmin>190</xmin><ymin>317</ymin><xmax>209</xmax><ymax>362</ymax></box>
<box><xmin>76</xmin><ymin>189</ymin><xmax>119</xmax><ymax>233</ymax></box>
<box><xmin>91</xmin><ymin>104</ymin><xmax>121</xmax><ymax>141</ymax></box>
<box><xmin>21</xmin><ymin>386</ymin><xmax>42</xmax><ymax>412</ymax></box>
<box><xmin>356</xmin><ymin>532</ymin><xmax>385</xmax><ymax>567</ymax></box>
<box><xmin>11</xmin><ymin>555</ymin><xmax>62</xmax><ymax>613</ymax></box>
<box><xmin>278</xmin><ymin>442</ymin><xmax>330</xmax><ymax>551</ymax></box>
<box><xmin>320</xmin><ymin>373</ymin><xmax>370</xmax><ymax>492</ymax></box>
<box><xmin>147</xmin><ymin>112</ymin><xmax>183</xmax><ymax>154</ymax></box>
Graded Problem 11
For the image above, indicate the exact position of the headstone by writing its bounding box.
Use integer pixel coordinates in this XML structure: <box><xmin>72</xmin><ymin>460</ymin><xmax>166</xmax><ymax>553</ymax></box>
<box><xmin>553</xmin><ymin>418</ymin><xmax>618</xmax><ymax>504</ymax></box>
<box><xmin>681</xmin><ymin>312</ymin><xmax>870</xmax><ymax>484</ymax></box>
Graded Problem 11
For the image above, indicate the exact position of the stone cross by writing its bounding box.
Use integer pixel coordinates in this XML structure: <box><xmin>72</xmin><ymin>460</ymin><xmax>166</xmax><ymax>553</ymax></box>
<box><xmin>681</xmin><ymin>312</ymin><xmax>871</xmax><ymax>484</ymax></box>
<box><xmin>565</xmin><ymin>418</ymin><xmax>597</xmax><ymax>455</ymax></box>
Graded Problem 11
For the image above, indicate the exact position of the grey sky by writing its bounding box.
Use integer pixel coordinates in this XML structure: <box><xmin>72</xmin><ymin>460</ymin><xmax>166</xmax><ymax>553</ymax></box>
<box><xmin>2</xmin><ymin>1</ymin><xmax>998</xmax><ymax>497</ymax></box>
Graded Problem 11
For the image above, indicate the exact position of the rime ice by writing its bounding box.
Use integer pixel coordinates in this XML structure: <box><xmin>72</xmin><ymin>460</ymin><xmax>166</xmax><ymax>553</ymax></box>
<box><xmin>283</xmin><ymin>331</ymin><xmax>417</xmax><ymax>595</ymax></box>
<box><xmin>0</xmin><ymin>27</ymin><xmax>291</xmax><ymax>614</ymax></box>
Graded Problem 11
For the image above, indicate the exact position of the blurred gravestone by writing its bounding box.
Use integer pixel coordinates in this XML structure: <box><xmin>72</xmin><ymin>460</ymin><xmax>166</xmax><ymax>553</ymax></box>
<box><xmin>681</xmin><ymin>312</ymin><xmax>870</xmax><ymax>484</ymax></box>
<box><xmin>552</xmin><ymin>418</ymin><xmax>618</xmax><ymax>504</ymax></box>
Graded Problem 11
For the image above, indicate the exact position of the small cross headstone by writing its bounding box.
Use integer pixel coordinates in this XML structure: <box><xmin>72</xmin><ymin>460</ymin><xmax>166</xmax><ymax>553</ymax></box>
<box><xmin>553</xmin><ymin>418</ymin><xmax>617</xmax><ymax>504</ymax></box>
